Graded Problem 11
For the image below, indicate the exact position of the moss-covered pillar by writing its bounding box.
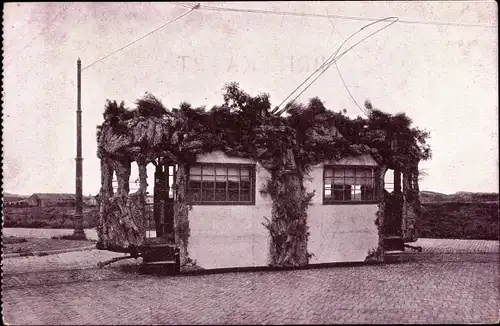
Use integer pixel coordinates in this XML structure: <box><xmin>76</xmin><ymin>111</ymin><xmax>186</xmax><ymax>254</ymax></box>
<box><xmin>411</xmin><ymin>163</ymin><xmax>421</xmax><ymax>240</ymax></box>
<box><xmin>97</xmin><ymin>157</ymin><xmax>113</xmax><ymax>246</ymax></box>
<box><xmin>137</xmin><ymin>161</ymin><xmax>149</xmax><ymax>238</ymax></box>
<box><xmin>373</xmin><ymin>164</ymin><xmax>388</xmax><ymax>262</ymax></box>
<box><xmin>267</xmin><ymin>171</ymin><xmax>310</xmax><ymax>267</ymax></box>
<box><xmin>265</xmin><ymin>149</ymin><xmax>311</xmax><ymax>267</ymax></box>
<box><xmin>137</xmin><ymin>162</ymin><xmax>148</xmax><ymax>196</ymax></box>
<box><xmin>402</xmin><ymin>168</ymin><xmax>418</xmax><ymax>242</ymax></box>
<box><xmin>98</xmin><ymin>158</ymin><xmax>146</xmax><ymax>249</ymax></box>
<box><xmin>394</xmin><ymin>169</ymin><xmax>402</xmax><ymax>194</ymax></box>
<box><xmin>173</xmin><ymin>163</ymin><xmax>190</xmax><ymax>266</ymax></box>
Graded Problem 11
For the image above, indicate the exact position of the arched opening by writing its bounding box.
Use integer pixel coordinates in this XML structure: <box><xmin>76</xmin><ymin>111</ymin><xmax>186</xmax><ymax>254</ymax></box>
<box><xmin>384</xmin><ymin>169</ymin><xmax>402</xmax><ymax>194</ymax></box>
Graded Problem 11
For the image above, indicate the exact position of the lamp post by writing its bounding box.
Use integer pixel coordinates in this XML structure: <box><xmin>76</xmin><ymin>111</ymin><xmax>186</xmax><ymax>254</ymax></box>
<box><xmin>72</xmin><ymin>58</ymin><xmax>86</xmax><ymax>239</ymax></box>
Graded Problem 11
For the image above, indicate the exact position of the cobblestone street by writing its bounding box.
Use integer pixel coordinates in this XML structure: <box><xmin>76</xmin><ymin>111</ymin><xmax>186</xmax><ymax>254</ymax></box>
<box><xmin>2</xmin><ymin>239</ymin><xmax>499</xmax><ymax>324</ymax></box>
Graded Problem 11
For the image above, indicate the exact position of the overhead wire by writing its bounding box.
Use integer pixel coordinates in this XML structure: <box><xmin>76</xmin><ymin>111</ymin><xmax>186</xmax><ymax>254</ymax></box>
<box><xmin>189</xmin><ymin>3</ymin><xmax>497</xmax><ymax>29</ymax></box>
<box><xmin>81</xmin><ymin>3</ymin><xmax>200</xmax><ymax>71</ymax></box>
<box><xmin>172</xmin><ymin>2</ymin><xmax>493</xmax><ymax>116</ymax></box>
<box><xmin>325</xmin><ymin>9</ymin><xmax>368</xmax><ymax>116</ymax></box>
<box><xmin>333</xmin><ymin>61</ymin><xmax>367</xmax><ymax>116</ymax></box>
<box><xmin>274</xmin><ymin>17</ymin><xmax>399</xmax><ymax>116</ymax></box>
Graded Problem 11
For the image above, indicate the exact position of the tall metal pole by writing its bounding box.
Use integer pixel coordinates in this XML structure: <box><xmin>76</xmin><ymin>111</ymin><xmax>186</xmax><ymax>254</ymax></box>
<box><xmin>73</xmin><ymin>58</ymin><xmax>86</xmax><ymax>239</ymax></box>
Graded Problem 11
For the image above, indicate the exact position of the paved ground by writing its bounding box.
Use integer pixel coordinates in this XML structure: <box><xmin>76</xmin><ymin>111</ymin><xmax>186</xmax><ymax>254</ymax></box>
<box><xmin>2</xmin><ymin>239</ymin><xmax>499</xmax><ymax>325</ymax></box>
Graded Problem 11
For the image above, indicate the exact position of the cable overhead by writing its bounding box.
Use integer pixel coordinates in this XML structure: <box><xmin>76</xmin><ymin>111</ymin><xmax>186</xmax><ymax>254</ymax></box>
<box><xmin>192</xmin><ymin>3</ymin><xmax>496</xmax><ymax>29</ymax></box>
<box><xmin>278</xmin><ymin>17</ymin><xmax>399</xmax><ymax>116</ymax></box>
<box><xmin>274</xmin><ymin>17</ymin><xmax>399</xmax><ymax>116</ymax></box>
<box><xmin>82</xmin><ymin>4</ymin><xmax>200</xmax><ymax>71</ymax></box>
<box><xmin>174</xmin><ymin>2</ymin><xmax>196</xmax><ymax>10</ymax></box>
<box><xmin>326</xmin><ymin>10</ymin><xmax>367</xmax><ymax>116</ymax></box>
<box><xmin>334</xmin><ymin>61</ymin><xmax>367</xmax><ymax>116</ymax></box>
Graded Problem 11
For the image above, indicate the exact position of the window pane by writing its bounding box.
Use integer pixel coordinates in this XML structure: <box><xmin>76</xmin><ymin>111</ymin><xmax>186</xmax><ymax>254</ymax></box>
<box><xmin>228</xmin><ymin>189</ymin><xmax>239</xmax><ymax>201</ymax></box>
<box><xmin>215</xmin><ymin>180</ymin><xmax>226</xmax><ymax>190</ymax></box>
<box><xmin>361</xmin><ymin>186</ymin><xmax>375</xmax><ymax>200</ymax></box>
<box><xmin>345</xmin><ymin>177</ymin><xmax>355</xmax><ymax>185</ymax></box>
<box><xmin>324</xmin><ymin>184</ymin><xmax>332</xmax><ymax>197</ymax></box>
<box><xmin>215</xmin><ymin>166</ymin><xmax>227</xmax><ymax>175</ymax></box>
<box><xmin>240</xmin><ymin>189</ymin><xmax>251</xmax><ymax>201</ymax></box>
<box><xmin>189</xmin><ymin>180</ymin><xmax>201</xmax><ymax>189</ymax></box>
<box><xmin>190</xmin><ymin>166</ymin><xmax>201</xmax><ymax>175</ymax></box>
<box><xmin>358</xmin><ymin>177</ymin><xmax>373</xmax><ymax>186</ymax></box>
<box><xmin>241</xmin><ymin>180</ymin><xmax>251</xmax><ymax>189</ymax></box>
<box><xmin>333</xmin><ymin>177</ymin><xmax>344</xmax><ymax>185</ymax></box>
<box><xmin>345</xmin><ymin>169</ymin><xmax>355</xmax><ymax>178</ymax></box>
<box><xmin>190</xmin><ymin>174</ymin><xmax>201</xmax><ymax>181</ymax></box>
<box><xmin>228</xmin><ymin>180</ymin><xmax>239</xmax><ymax>189</ymax></box>
<box><xmin>333</xmin><ymin>185</ymin><xmax>343</xmax><ymax>200</ymax></box>
<box><xmin>201</xmin><ymin>180</ymin><xmax>215</xmax><ymax>190</ymax></box>
<box><xmin>344</xmin><ymin>185</ymin><xmax>352</xmax><ymax>200</ymax></box>
<box><xmin>202</xmin><ymin>186</ymin><xmax>214</xmax><ymax>201</ymax></box>
<box><xmin>356</xmin><ymin>169</ymin><xmax>368</xmax><ymax>177</ymax></box>
<box><xmin>202</xmin><ymin>165</ymin><xmax>215</xmax><ymax>176</ymax></box>
<box><xmin>216</xmin><ymin>175</ymin><xmax>227</xmax><ymax>183</ymax></box>
<box><xmin>333</xmin><ymin>169</ymin><xmax>344</xmax><ymax>177</ymax></box>
<box><xmin>187</xmin><ymin>189</ymin><xmax>201</xmax><ymax>202</ymax></box>
<box><xmin>325</xmin><ymin>166</ymin><xmax>377</xmax><ymax>202</ymax></box>
<box><xmin>228</xmin><ymin>175</ymin><xmax>239</xmax><ymax>182</ymax></box>
<box><xmin>189</xmin><ymin>164</ymin><xmax>255</xmax><ymax>204</ymax></box>
<box><xmin>215</xmin><ymin>189</ymin><xmax>226</xmax><ymax>201</ymax></box>
<box><xmin>228</xmin><ymin>167</ymin><xmax>239</xmax><ymax>176</ymax></box>
<box><xmin>215</xmin><ymin>167</ymin><xmax>227</xmax><ymax>175</ymax></box>
<box><xmin>352</xmin><ymin>185</ymin><xmax>362</xmax><ymax>200</ymax></box>
<box><xmin>203</xmin><ymin>174</ymin><xmax>215</xmax><ymax>182</ymax></box>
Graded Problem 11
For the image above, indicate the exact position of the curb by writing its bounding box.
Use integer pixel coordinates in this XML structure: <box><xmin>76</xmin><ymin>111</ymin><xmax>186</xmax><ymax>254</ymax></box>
<box><xmin>176</xmin><ymin>260</ymin><xmax>380</xmax><ymax>277</ymax></box>
<box><xmin>3</xmin><ymin>244</ymin><xmax>97</xmax><ymax>259</ymax></box>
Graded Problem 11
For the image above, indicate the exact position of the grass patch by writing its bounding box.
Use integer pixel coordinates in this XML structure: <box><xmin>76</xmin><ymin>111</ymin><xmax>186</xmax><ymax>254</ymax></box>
<box><xmin>4</xmin><ymin>236</ymin><xmax>28</xmax><ymax>244</ymax></box>
<box><xmin>418</xmin><ymin>202</ymin><xmax>499</xmax><ymax>240</ymax></box>
<box><xmin>3</xmin><ymin>236</ymin><xmax>95</xmax><ymax>254</ymax></box>
<box><xmin>3</xmin><ymin>205</ymin><xmax>155</xmax><ymax>230</ymax></box>
<box><xmin>3</xmin><ymin>206</ymin><xmax>100</xmax><ymax>229</ymax></box>
<box><xmin>51</xmin><ymin>234</ymin><xmax>95</xmax><ymax>241</ymax></box>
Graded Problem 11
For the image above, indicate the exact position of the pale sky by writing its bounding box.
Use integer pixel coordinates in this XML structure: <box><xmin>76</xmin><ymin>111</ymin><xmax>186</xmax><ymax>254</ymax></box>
<box><xmin>3</xmin><ymin>1</ymin><xmax>498</xmax><ymax>196</ymax></box>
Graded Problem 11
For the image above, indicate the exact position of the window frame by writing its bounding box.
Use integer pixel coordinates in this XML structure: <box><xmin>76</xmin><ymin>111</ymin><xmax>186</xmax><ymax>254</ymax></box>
<box><xmin>322</xmin><ymin>165</ymin><xmax>380</xmax><ymax>205</ymax></box>
<box><xmin>186</xmin><ymin>163</ymin><xmax>256</xmax><ymax>206</ymax></box>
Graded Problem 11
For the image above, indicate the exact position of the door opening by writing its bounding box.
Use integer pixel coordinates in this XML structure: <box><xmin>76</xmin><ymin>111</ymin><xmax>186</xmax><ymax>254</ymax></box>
<box><xmin>153</xmin><ymin>160</ymin><xmax>177</xmax><ymax>243</ymax></box>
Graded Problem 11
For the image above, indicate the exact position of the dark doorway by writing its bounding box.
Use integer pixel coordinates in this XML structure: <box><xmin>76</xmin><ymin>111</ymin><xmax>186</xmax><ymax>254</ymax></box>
<box><xmin>153</xmin><ymin>160</ymin><xmax>177</xmax><ymax>242</ymax></box>
<box><xmin>384</xmin><ymin>169</ymin><xmax>403</xmax><ymax>237</ymax></box>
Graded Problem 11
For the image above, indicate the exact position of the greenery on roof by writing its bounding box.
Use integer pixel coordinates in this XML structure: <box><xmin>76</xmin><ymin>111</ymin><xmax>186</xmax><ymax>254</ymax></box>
<box><xmin>97</xmin><ymin>82</ymin><xmax>431</xmax><ymax>172</ymax></box>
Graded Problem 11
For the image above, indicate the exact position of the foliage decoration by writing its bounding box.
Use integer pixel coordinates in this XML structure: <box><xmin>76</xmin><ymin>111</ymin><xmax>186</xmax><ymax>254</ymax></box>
<box><xmin>96</xmin><ymin>81</ymin><xmax>431</xmax><ymax>266</ymax></box>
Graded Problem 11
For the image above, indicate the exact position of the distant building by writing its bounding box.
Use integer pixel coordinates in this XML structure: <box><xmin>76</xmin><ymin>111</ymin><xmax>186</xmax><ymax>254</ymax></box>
<box><xmin>84</xmin><ymin>195</ymin><xmax>98</xmax><ymax>206</ymax></box>
<box><xmin>4</xmin><ymin>200</ymin><xmax>30</xmax><ymax>207</ymax></box>
<box><xmin>27</xmin><ymin>193</ymin><xmax>76</xmax><ymax>207</ymax></box>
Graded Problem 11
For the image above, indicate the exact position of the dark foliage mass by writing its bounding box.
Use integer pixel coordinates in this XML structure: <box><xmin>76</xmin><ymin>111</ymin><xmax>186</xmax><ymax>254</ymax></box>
<box><xmin>97</xmin><ymin>81</ymin><xmax>431</xmax><ymax>173</ymax></box>
<box><xmin>418</xmin><ymin>202</ymin><xmax>499</xmax><ymax>240</ymax></box>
